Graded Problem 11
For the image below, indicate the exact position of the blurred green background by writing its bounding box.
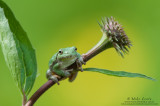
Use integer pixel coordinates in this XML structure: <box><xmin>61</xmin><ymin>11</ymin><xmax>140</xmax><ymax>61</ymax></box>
<box><xmin>0</xmin><ymin>0</ymin><xmax>159</xmax><ymax>106</ymax></box>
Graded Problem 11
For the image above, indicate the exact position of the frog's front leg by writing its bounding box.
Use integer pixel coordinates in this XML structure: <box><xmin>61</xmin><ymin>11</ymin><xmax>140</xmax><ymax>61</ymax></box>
<box><xmin>52</xmin><ymin>62</ymin><xmax>73</xmax><ymax>77</ymax></box>
<box><xmin>54</xmin><ymin>69</ymin><xmax>73</xmax><ymax>77</ymax></box>
<box><xmin>76</xmin><ymin>56</ymin><xmax>86</xmax><ymax>72</ymax></box>
<box><xmin>46</xmin><ymin>69</ymin><xmax>60</xmax><ymax>85</ymax></box>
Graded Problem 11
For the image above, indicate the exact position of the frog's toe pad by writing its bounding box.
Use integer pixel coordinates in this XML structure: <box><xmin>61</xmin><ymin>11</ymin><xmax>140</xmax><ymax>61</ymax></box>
<box><xmin>49</xmin><ymin>76</ymin><xmax>60</xmax><ymax>85</ymax></box>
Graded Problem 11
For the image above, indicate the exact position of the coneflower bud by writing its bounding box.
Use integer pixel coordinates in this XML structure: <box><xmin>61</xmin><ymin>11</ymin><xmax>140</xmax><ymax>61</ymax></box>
<box><xmin>83</xmin><ymin>16</ymin><xmax>132</xmax><ymax>61</ymax></box>
<box><xmin>99</xmin><ymin>16</ymin><xmax>132</xmax><ymax>57</ymax></box>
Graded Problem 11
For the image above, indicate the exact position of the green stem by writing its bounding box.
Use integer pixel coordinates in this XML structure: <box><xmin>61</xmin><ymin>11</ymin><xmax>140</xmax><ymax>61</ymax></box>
<box><xmin>83</xmin><ymin>34</ymin><xmax>112</xmax><ymax>62</ymax></box>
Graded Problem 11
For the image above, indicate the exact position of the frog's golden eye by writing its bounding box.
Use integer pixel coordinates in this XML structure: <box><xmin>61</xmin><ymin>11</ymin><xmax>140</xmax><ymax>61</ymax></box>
<box><xmin>59</xmin><ymin>50</ymin><xmax>63</xmax><ymax>54</ymax></box>
<box><xmin>75</xmin><ymin>47</ymin><xmax>77</xmax><ymax>51</ymax></box>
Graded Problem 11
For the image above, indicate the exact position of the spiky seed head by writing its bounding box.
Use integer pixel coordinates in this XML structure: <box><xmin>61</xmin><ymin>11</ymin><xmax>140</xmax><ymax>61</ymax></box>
<box><xmin>98</xmin><ymin>16</ymin><xmax>132</xmax><ymax>57</ymax></box>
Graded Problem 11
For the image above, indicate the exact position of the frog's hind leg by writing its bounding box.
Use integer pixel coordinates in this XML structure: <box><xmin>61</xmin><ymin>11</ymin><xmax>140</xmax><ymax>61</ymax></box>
<box><xmin>46</xmin><ymin>69</ymin><xmax>60</xmax><ymax>85</ymax></box>
<box><xmin>49</xmin><ymin>75</ymin><xmax>60</xmax><ymax>85</ymax></box>
<box><xmin>68</xmin><ymin>71</ymin><xmax>78</xmax><ymax>82</ymax></box>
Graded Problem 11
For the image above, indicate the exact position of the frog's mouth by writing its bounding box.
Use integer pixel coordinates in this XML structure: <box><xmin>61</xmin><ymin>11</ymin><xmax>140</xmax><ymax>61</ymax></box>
<box><xmin>58</xmin><ymin>54</ymin><xmax>77</xmax><ymax>61</ymax></box>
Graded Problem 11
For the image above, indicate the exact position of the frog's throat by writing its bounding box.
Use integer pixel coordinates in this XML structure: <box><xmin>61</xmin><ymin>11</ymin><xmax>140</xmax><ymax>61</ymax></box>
<box><xmin>58</xmin><ymin>57</ymin><xmax>78</xmax><ymax>69</ymax></box>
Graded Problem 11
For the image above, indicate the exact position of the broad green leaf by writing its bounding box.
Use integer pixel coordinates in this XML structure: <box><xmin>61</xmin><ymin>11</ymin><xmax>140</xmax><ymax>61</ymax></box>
<box><xmin>83</xmin><ymin>68</ymin><xmax>155</xmax><ymax>81</ymax></box>
<box><xmin>0</xmin><ymin>1</ymin><xmax>37</xmax><ymax>96</ymax></box>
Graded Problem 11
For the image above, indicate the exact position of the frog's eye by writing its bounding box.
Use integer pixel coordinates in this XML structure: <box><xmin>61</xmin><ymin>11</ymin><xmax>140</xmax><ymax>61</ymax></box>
<box><xmin>59</xmin><ymin>50</ymin><xmax>63</xmax><ymax>54</ymax></box>
<box><xmin>75</xmin><ymin>47</ymin><xmax>77</xmax><ymax>51</ymax></box>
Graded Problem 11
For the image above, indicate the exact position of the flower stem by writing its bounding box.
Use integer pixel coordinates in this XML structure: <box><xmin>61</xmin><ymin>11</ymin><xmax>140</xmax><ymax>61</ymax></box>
<box><xmin>83</xmin><ymin>34</ymin><xmax>112</xmax><ymax>62</ymax></box>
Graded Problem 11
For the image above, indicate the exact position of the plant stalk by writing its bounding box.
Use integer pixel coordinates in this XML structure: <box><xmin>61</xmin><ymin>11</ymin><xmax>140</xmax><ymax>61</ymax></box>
<box><xmin>83</xmin><ymin>34</ymin><xmax>112</xmax><ymax>62</ymax></box>
<box><xmin>25</xmin><ymin>80</ymin><xmax>56</xmax><ymax>106</ymax></box>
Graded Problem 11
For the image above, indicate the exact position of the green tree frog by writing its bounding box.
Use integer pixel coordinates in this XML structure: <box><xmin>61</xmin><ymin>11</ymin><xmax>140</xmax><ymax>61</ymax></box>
<box><xmin>46</xmin><ymin>46</ymin><xmax>85</xmax><ymax>84</ymax></box>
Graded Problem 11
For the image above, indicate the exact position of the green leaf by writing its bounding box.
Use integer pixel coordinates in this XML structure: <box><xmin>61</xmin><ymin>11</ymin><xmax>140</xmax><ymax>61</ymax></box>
<box><xmin>0</xmin><ymin>1</ymin><xmax>37</xmax><ymax>96</ymax></box>
<box><xmin>83</xmin><ymin>68</ymin><xmax>155</xmax><ymax>81</ymax></box>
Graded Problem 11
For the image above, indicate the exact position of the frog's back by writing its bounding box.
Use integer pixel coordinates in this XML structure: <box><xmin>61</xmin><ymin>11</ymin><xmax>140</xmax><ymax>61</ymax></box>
<box><xmin>48</xmin><ymin>53</ymin><xmax>57</xmax><ymax>67</ymax></box>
